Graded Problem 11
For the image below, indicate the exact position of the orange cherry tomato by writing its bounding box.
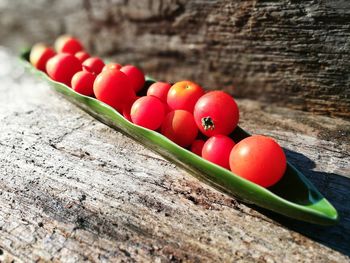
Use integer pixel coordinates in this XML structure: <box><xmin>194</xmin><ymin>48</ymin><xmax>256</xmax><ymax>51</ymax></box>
<box><xmin>167</xmin><ymin>80</ymin><xmax>204</xmax><ymax>113</ymax></box>
<box><xmin>161</xmin><ymin>110</ymin><xmax>198</xmax><ymax>147</ymax></box>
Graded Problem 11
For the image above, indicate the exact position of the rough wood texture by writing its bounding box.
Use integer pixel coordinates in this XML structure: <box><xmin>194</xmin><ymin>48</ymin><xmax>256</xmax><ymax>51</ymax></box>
<box><xmin>1</xmin><ymin>48</ymin><xmax>350</xmax><ymax>262</ymax></box>
<box><xmin>0</xmin><ymin>0</ymin><xmax>349</xmax><ymax>118</ymax></box>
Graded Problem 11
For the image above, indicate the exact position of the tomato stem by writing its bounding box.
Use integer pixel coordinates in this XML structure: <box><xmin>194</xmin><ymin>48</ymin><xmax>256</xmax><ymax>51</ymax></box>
<box><xmin>201</xmin><ymin>116</ymin><xmax>215</xmax><ymax>131</ymax></box>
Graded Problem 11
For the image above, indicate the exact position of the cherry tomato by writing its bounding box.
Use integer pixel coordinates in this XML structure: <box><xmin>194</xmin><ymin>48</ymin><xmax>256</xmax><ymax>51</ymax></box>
<box><xmin>229</xmin><ymin>135</ymin><xmax>286</xmax><ymax>187</ymax></box>
<box><xmin>123</xmin><ymin>104</ymin><xmax>132</xmax><ymax>122</ymax></box>
<box><xmin>122</xmin><ymin>96</ymin><xmax>139</xmax><ymax>122</ymax></box>
<box><xmin>167</xmin><ymin>80</ymin><xmax>204</xmax><ymax>113</ymax></box>
<box><xmin>147</xmin><ymin>82</ymin><xmax>171</xmax><ymax>103</ymax></box>
<box><xmin>75</xmin><ymin>51</ymin><xmax>90</xmax><ymax>63</ymax></box>
<box><xmin>71</xmin><ymin>71</ymin><xmax>96</xmax><ymax>96</ymax></box>
<box><xmin>93</xmin><ymin>69</ymin><xmax>136</xmax><ymax>112</ymax></box>
<box><xmin>55</xmin><ymin>35</ymin><xmax>84</xmax><ymax>54</ymax></box>
<box><xmin>202</xmin><ymin>135</ymin><xmax>235</xmax><ymax>169</ymax></box>
<box><xmin>29</xmin><ymin>43</ymin><xmax>55</xmax><ymax>73</ymax></box>
<box><xmin>190</xmin><ymin>139</ymin><xmax>205</xmax><ymax>156</ymax></box>
<box><xmin>120</xmin><ymin>65</ymin><xmax>145</xmax><ymax>93</ymax></box>
<box><xmin>161</xmin><ymin>110</ymin><xmax>198</xmax><ymax>147</ymax></box>
<box><xmin>82</xmin><ymin>57</ymin><xmax>105</xmax><ymax>75</ymax></box>
<box><xmin>130</xmin><ymin>96</ymin><xmax>166</xmax><ymax>130</ymax></box>
<box><xmin>194</xmin><ymin>91</ymin><xmax>239</xmax><ymax>137</ymax></box>
<box><xmin>103</xmin><ymin>63</ymin><xmax>122</xmax><ymax>72</ymax></box>
<box><xmin>46</xmin><ymin>53</ymin><xmax>82</xmax><ymax>86</ymax></box>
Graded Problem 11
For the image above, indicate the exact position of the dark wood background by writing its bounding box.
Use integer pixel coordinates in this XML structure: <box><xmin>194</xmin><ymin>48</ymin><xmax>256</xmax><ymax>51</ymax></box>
<box><xmin>0</xmin><ymin>0</ymin><xmax>349</xmax><ymax>118</ymax></box>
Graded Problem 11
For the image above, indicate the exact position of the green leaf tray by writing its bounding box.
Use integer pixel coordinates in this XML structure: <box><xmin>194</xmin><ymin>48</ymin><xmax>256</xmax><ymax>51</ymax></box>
<box><xmin>20</xmin><ymin>50</ymin><xmax>338</xmax><ymax>225</ymax></box>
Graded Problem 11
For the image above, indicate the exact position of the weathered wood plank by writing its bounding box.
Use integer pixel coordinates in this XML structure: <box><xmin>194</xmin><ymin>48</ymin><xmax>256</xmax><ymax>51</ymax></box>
<box><xmin>0</xmin><ymin>48</ymin><xmax>349</xmax><ymax>261</ymax></box>
<box><xmin>0</xmin><ymin>0</ymin><xmax>349</xmax><ymax>118</ymax></box>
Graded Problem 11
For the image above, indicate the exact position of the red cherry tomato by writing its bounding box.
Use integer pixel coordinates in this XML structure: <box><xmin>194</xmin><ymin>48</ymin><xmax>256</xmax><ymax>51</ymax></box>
<box><xmin>190</xmin><ymin>139</ymin><xmax>205</xmax><ymax>156</ymax></box>
<box><xmin>229</xmin><ymin>135</ymin><xmax>286</xmax><ymax>187</ymax></box>
<box><xmin>82</xmin><ymin>57</ymin><xmax>105</xmax><ymax>75</ymax></box>
<box><xmin>194</xmin><ymin>91</ymin><xmax>239</xmax><ymax>137</ymax></box>
<box><xmin>75</xmin><ymin>51</ymin><xmax>90</xmax><ymax>63</ymax></box>
<box><xmin>46</xmin><ymin>53</ymin><xmax>82</xmax><ymax>86</ymax></box>
<box><xmin>71</xmin><ymin>71</ymin><xmax>96</xmax><ymax>96</ymax></box>
<box><xmin>167</xmin><ymin>81</ymin><xmax>204</xmax><ymax>113</ymax></box>
<box><xmin>147</xmin><ymin>82</ymin><xmax>172</xmax><ymax>103</ymax></box>
<box><xmin>103</xmin><ymin>63</ymin><xmax>122</xmax><ymax>72</ymax></box>
<box><xmin>55</xmin><ymin>35</ymin><xmax>84</xmax><ymax>54</ymax></box>
<box><xmin>161</xmin><ymin>110</ymin><xmax>198</xmax><ymax>147</ymax></box>
<box><xmin>29</xmin><ymin>43</ymin><xmax>56</xmax><ymax>73</ymax></box>
<box><xmin>93</xmin><ymin>69</ymin><xmax>136</xmax><ymax>112</ymax></box>
<box><xmin>120</xmin><ymin>65</ymin><xmax>145</xmax><ymax>93</ymax></box>
<box><xmin>202</xmin><ymin>135</ymin><xmax>235</xmax><ymax>169</ymax></box>
<box><xmin>123</xmin><ymin>105</ymin><xmax>132</xmax><ymax>122</ymax></box>
<box><xmin>130</xmin><ymin>96</ymin><xmax>166</xmax><ymax>130</ymax></box>
<box><xmin>122</xmin><ymin>96</ymin><xmax>139</xmax><ymax>122</ymax></box>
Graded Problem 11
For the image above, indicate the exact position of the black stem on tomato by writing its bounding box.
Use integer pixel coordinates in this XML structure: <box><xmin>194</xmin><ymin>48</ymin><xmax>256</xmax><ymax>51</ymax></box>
<box><xmin>201</xmin><ymin>116</ymin><xmax>215</xmax><ymax>131</ymax></box>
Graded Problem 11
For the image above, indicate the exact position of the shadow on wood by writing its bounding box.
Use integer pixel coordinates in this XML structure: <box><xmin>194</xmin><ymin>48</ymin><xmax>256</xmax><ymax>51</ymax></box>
<box><xmin>254</xmin><ymin>149</ymin><xmax>350</xmax><ymax>256</ymax></box>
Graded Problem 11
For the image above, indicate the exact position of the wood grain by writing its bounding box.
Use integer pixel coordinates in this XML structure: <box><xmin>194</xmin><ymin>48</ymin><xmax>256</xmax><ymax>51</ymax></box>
<box><xmin>0</xmin><ymin>48</ymin><xmax>349</xmax><ymax>261</ymax></box>
<box><xmin>0</xmin><ymin>0</ymin><xmax>349</xmax><ymax>118</ymax></box>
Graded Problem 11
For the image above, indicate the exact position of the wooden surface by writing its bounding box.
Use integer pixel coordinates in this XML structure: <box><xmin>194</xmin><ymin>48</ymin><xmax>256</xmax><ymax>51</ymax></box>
<box><xmin>0</xmin><ymin>0</ymin><xmax>349</xmax><ymax>118</ymax></box>
<box><xmin>0</xmin><ymin>48</ymin><xmax>350</xmax><ymax>262</ymax></box>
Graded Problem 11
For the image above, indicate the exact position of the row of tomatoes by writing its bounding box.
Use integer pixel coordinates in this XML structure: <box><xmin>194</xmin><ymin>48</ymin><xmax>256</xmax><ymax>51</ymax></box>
<box><xmin>29</xmin><ymin>35</ymin><xmax>287</xmax><ymax>188</ymax></box>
